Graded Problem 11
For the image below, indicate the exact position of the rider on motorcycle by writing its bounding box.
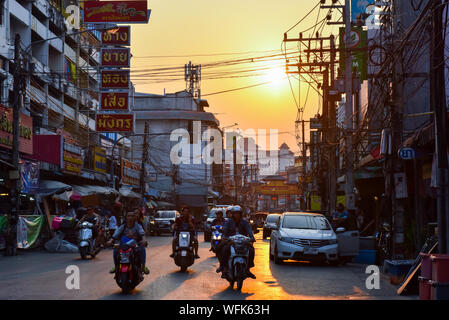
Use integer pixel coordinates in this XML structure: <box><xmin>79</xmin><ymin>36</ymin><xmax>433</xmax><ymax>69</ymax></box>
<box><xmin>170</xmin><ymin>205</ymin><xmax>200</xmax><ymax>259</ymax></box>
<box><xmin>216</xmin><ymin>205</ymin><xmax>256</xmax><ymax>279</ymax></box>
<box><xmin>108</xmin><ymin>209</ymin><xmax>150</xmax><ymax>275</ymax></box>
<box><xmin>212</xmin><ymin>210</ymin><xmax>226</xmax><ymax>227</ymax></box>
<box><xmin>76</xmin><ymin>206</ymin><xmax>100</xmax><ymax>253</ymax></box>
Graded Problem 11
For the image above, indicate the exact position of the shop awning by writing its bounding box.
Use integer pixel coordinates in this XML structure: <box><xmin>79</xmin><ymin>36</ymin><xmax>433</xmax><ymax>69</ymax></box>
<box><xmin>38</xmin><ymin>180</ymin><xmax>72</xmax><ymax>197</ymax></box>
<box><xmin>119</xmin><ymin>186</ymin><xmax>142</xmax><ymax>199</ymax></box>
<box><xmin>156</xmin><ymin>201</ymin><xmax>176</xmax><ymax>208</ymax></box>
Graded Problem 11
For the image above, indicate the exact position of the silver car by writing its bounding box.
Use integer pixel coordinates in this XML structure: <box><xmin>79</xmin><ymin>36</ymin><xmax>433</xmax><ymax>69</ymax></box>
<box><xmin>270</xmin><ymin>212</ymin><xmax>339</xmax><ymax>264</ymax></box>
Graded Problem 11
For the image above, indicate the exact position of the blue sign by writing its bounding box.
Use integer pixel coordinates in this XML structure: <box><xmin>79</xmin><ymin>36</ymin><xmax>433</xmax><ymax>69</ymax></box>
<box><xmin>398</xmin><ymin>148</ymin><xmax>415</xmax><ymax>160</ymax></box>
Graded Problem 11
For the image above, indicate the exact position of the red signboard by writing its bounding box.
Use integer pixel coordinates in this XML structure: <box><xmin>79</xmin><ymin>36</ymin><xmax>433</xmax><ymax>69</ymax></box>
<box><xmin>101</xmin><ymin>70</ymin><xmax>130</xmax><ymax>89</ymax></box>
<box><xmin>100</xmin><ymin>92</ymin><xmax>129</xmax><ymax>111</ymax></box>
<box><xmin>96</xmin><ymin>113</ymin><xmax>134</xmax><ymax>133</ymax></box>
<box><xmin>84</xmin><ymin>1</ymin><xmax>149</xmax><ymax>23</ymax></box>
<box><xmin>32</xmin><ymin>135</ymin><xmax>62</xmax><ymax>166</ymax></box>
<box><xmin>0</xmin><ymin>104</ymin><xmax>33</xmax><ymax>155</ymax></box>
<box><xmin>102</xmin><ymin>26</ymin><xmax>131</xmax><ymax>46</ymax></box>
<box><xmin>101</xmin><ymin>48</ymin><xmax>130</xmax><ymax>68</ymax></box>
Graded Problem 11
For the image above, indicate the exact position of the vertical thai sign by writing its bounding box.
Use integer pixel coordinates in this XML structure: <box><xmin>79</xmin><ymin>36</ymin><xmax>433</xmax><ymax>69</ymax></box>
<box><xmin>339</xmin><ymin>26</ymin><xmax>368</xmax><ymax>81</ymax></box>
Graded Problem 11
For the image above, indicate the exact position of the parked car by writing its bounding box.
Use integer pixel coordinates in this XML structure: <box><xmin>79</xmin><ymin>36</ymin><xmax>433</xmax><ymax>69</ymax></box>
<box><xmin>203</xmin><ymin>207</ymin><xmax>226</xmax><ymax>242</ymax></box>
<box><xmin>149</xmin><ymin>210</ymin><xmax>180</xmax><ymax>235</ymax></box>
<box><xmin>262</xmin><ymin>213</ymin><xmax>281</xmax><ymax>239</ymax></box>
<box><xmin>269</xmin><ymin>212</ymin><xmax>339</xmax><ymax>265</ymax></box>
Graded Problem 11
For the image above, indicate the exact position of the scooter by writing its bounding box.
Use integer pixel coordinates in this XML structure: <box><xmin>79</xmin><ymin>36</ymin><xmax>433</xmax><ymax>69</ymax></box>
<box><xmin>78</xmin><ymin>221</ymin><xmax>97</xmax><ymax>260</ymax></box>
<box><xmin>173</xmin><ymin>231</ymin><xmax>195</xmax><ymax>272</ymax></box>
<box><xmin>210</xmin><ymin>225</ymin><xmax>223</xmax><ymax>256</ymax></box>
<box><xmin>226</xmin><ymin>234</ymin><xmax>252</xmax><ymax>291</ymax></box>
<box><xmin>113</xmin><ymin>236</ymin><xmax>146</xmax><ymax>294</ymax></box>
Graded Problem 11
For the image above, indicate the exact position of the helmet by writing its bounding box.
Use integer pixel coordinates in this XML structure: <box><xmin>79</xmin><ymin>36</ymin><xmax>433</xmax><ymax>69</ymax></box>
<box><xmin>227</xmin><ymin>205</ymin><xmax>243</xmax><ymax>216</ymax></box>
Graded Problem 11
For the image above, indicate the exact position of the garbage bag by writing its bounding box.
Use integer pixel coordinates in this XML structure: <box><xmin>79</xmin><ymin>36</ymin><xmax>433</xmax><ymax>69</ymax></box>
<box><xmin>44</xmin><ymin>232</ymin><xmax>64</xmax><ymax>252</ymax></box>
<box><xmin>58</xmin><ymin>240</ymin><xmax>79</xmax><ymax>253</ymax></box>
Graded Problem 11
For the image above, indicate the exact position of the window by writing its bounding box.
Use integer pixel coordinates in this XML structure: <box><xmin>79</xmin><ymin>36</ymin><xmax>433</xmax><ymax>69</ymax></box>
<box><xmin>282</xmin><ymin>215</ymin><xmax>331</xmax><ymax>230</ymax></box>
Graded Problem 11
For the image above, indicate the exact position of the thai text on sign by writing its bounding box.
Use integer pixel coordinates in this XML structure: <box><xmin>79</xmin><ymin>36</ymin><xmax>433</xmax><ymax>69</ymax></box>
<box><xmin>102</xmin><ymin>26</ymin><xmax>130</xmax><ymax>46</ymax></box>
<box><xmin>96</xmin><ymin>113</ymin><xmax>134</xmax><ymax>133</ymax></box>
<box><xmin>101</xmin><ymin>70</ymin><xmax>130</xmax><ymax>89</ymax></box>
<box><xmin>101</xmin><ymin>48</ymin><xmax>130</xmax><ymax>68</ymax></box>
<box><xmin>100</xmin><ymin>92</ymin><xmax>129</xmax><ymax>111</ymax></box>
<box><xmin>83</xmin><ymin>1</ymin><xmax>149</xmax><ymax>23</ymax></box>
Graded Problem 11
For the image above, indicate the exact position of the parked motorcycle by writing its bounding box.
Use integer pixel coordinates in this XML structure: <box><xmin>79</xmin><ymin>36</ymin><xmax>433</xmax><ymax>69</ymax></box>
<box><xmin>225</xmin><ymin>234</ymin><xmax>252</xmax><ymax>291</ymax></box>
<box><xmin>173</xmin><ymin>231</ymin><xmax>195</xmax><ymax>272</ymax></box>
<box><xmin>113</xmin><ymin>237</ymin><xmax>146</xmax><ymax>294</ymax></box>
<box><xmin>78</xmin><ymin>221</ymin><xmax>97</xmax><ymax>260</ymax></box>
<box><xmin>210</xmin><ymin>225</ymin><xmax>223</xmax><ymax>256</ymax></box>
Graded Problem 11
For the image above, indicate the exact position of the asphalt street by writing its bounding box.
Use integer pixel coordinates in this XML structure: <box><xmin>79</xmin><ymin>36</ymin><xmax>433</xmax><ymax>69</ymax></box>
<box><xmin>0</xmin><ymin>231</ymin><xmax>417</xmax><ymax>300</ymax></box>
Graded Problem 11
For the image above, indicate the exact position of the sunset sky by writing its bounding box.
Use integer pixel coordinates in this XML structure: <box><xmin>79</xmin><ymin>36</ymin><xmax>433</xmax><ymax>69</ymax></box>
<box><xmin>130</xmin><ymin>0</ymin><xmax>341</xmax><ymax>154</ymax></box>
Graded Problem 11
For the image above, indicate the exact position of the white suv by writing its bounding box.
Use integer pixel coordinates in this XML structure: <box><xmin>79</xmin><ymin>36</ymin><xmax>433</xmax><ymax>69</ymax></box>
<box><xmin>270</xmin><ymin>212</ymin><xmax>339</xmax><ymax>264</ymax></box>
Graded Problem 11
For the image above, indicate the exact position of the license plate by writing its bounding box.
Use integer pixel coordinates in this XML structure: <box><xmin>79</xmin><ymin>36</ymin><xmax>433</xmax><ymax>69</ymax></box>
<box><xmin>181</xmin><ymin>251</ymin><xmax>187</xmax><ymax>257</ymax></box>
<box><xmin>304</xmin><ymin>247</ymin><xmax>318</xmax><ymax>255</ymax></box>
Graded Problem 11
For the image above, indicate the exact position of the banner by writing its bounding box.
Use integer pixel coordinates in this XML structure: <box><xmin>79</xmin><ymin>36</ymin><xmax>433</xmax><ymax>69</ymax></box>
<box><xmin>21</xmin><ymin>161</ymin><xmax>40</xmax><ymax>195</ymax></box>
<box><xmin>311</xmin><ymin>195</ymin><xmax>321</xmax><ymax>211</ymax></box>
<box><xmin>101</xmin><ymin>70</ymin><xmax>130</xmax><ymax>89</ymax></box>
<box><xmin>101</xmin><ymin>48</ymin><xmax>130</xmax><ymax>68</ymax></box>
<box><xmin>16</xmin><ymin>216</ymin><xmax>44</xmax><ymax>249</ymax></box>
<box><xmin>100</xmin><ymin>92</ymin><xmax>129</xmax><ymax>111</ymax></box>
<box><xmin>83</xmin><ymin>1</ymin><xmax>150</xmax><ymax>23</ymax></box>
<box><xmin>102</xmin><ymin>26</ymin><xmax>131</xmax><ymax>46</ymax></box>
<box><xmin>96</xmin><ymin>113</ymin><xmax>134</xmax><ymax>133</ymax></box>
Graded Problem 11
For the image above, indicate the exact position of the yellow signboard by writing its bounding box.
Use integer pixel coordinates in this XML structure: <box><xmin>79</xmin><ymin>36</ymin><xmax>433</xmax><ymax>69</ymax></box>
<box><xmin>93</xmin><ymin>147</ymin><xmax>107</xmax><ymax>173</ymax></box>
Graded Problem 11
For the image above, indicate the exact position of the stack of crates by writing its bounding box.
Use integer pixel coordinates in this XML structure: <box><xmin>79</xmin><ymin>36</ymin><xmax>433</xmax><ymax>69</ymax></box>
<box><xmin>418</xmin><ymin>253</ymin><xmax>433</xmax><ymax>300</ymax></box>
<box><xmin>430</xmin><ymin>254</ymin><xmax>449</xmax><ymax>300</ymax></box>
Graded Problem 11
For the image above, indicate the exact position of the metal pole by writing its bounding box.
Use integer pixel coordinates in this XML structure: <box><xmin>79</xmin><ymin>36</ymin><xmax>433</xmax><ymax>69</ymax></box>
<box><xmin>6</xmin><ymin>34</ymin><xmax>23</xmax><ymax>256</ymax></box>
<box><xmin>431</xmin><ymin>0</ymin><xmax>449</xmax><ymax>254</ymax></box>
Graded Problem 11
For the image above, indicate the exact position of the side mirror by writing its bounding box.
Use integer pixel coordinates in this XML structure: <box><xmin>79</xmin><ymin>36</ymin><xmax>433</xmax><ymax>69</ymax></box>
<box><xmin>336</xmin><ymin>227</ymin><xmax>346</xmax><ymax>233</ymax></box>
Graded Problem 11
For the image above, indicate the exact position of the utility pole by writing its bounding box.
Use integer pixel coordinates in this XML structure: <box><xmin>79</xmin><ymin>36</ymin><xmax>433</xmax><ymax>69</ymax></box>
<box><xmin>6</xmin><ymin>34</ymin><xmax>23</xmax><ymax>256</ymax></box>
<box><xmin>322</xmin><ymin>67</ymin><xmax>330</xmax><ymax>214</ymax></box>
<box><xmin>431</xmin><ymin>0</ymin><xmax>449</xmax><ymax>254</ymax></box>
<box><xmin>140</xmin><ymin>122</ymin><xmax>149</xmax><ymax>199</ymax></box>
<box><xmin>302</xmin><ymin>119</ymin><xmax>306</xmax><ymax>210</ymax></box>
<box><xmin>329</xmin><ymin>34</ymin><xmax>337</xmax><ymax>216</ymax></box>
<box><xmin>344</xmin><ymin>0</ymin><xmax>355</xmax><ymax>212</ymax></box>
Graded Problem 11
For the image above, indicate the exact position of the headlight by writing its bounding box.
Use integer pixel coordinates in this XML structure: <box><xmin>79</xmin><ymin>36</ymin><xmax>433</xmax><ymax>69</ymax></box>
<box><xmin>250</xmin><ymin>220</ymin><xmax>254</xmax><ymax>224</ymax></box>
<box><xmin>150</xmin><ymin>221</ymin><xmax>155</xmax><ymax>224</ymax></box>
<box><xmin>278</xmin><ymin>236</ymin><xmax>293</xmax><ymax>243</ymax></box>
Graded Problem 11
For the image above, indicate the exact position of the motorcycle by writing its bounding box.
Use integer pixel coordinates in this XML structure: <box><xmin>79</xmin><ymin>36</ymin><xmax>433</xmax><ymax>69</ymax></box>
<box><xmin>78</xmin><ymin>221</ymin><xmax>97</xmax><ymax>260</ymax></box>
<box><xmin>173</xmin><ymin>231</ymin><xmax>195</xmax><ymax>272</ymax></box>
<box><xmin>225</xmin><ymin>234</ymin><xmax>252</xmax><ymax>291</ymax></box>
<box><xmin>113</xmin><ymin>236</ymin><xmax>145</xmax><ymax>294</ymax></box>
<box><xmin>210</xmin><ymin>225</ymin><xmax>223</xmax><ymax>256</ymax></box>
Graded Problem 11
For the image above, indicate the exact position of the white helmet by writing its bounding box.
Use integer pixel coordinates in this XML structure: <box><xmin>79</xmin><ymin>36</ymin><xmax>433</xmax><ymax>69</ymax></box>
<box><xmin>226</xmin><ymin>205</ymin><xmax>243</xmax><ymax>216</ymax></box>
